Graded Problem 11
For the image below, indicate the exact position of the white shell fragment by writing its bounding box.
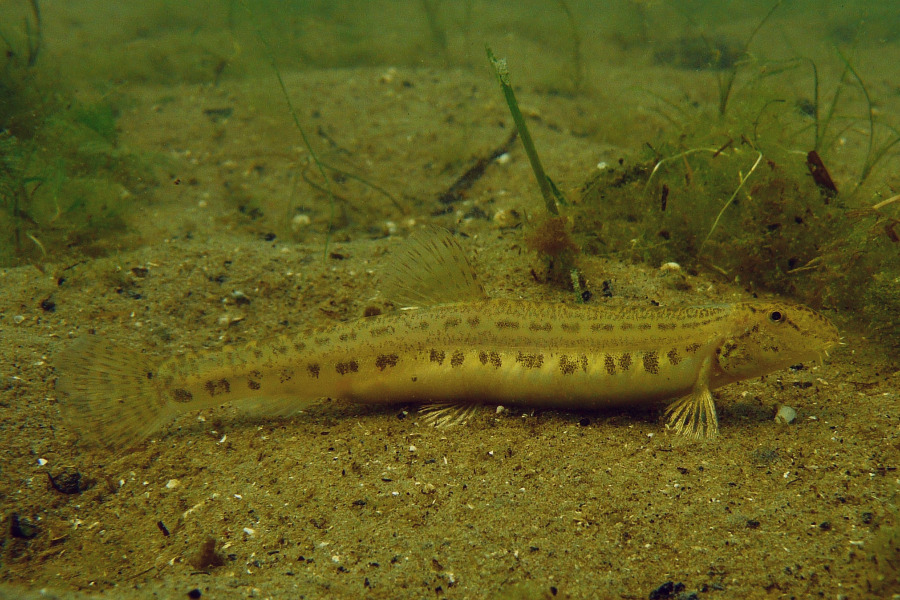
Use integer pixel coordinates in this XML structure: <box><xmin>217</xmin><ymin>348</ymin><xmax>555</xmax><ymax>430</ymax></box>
<box><xmin>775</xmin><ymin>405</ymin><xmax>797</xmax><ymax>425</ymax></box>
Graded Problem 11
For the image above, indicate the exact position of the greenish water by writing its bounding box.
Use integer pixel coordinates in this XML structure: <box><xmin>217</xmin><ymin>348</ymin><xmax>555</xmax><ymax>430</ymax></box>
<box><xmin>1</xmin><ymin>2</ymin><xmax>898</xmax><ymax>598</ymax></box>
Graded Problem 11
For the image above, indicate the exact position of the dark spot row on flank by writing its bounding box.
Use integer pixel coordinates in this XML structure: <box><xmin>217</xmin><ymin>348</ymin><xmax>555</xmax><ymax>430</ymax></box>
<box><xmin>173</xmin><ymin>388</ymin><xmax>193</xmax><ymax>403</ymax></box>
<box><xmin>375</xmin><ymin>354</ymin><xmax>399</xmax><ymax>371</ymax></box>
<box><xmin>516</xmin><ymin>352</ymin><xmax>544</xmax><ymax>369</ymax></box>
<box><xmin>444</xmin><ymin>317</ymin><xmax>461</xmax><ymax>329</ymax></box>
<box><xmin>335</xmin><ymin>360</ymin><xmax>359</xmax><ymax>375</ymax></box>
<box><xmin>495</xmin><ymin>320</ymin><xmax>520</xmax><ymax>330</ymax></box>
<box><xmin>248</xmin><ymin>369</ymin><xmax>263</xmax><ymax>390</ymax></box>
<box><xmin>450</xmin><ymin>350</ymin><xmax>465</xmax><ymax>368</ymax></box>
<box><xmin>642</xmin><ymin>351</ymin><xmax>660</xmax><ymax>375</ymax></box>
<box><xmin>467</xmin><ymin>316</ymin><xmax>480</xmax><ymax>327</ymax></box>
<box><xmin>530</xmin><ymin>322</ymin><xmax>553</xmax><ymax>332</ymax></box>
<box><xmin>559</xmin><ymin>354</ymin><xmax>588</xmax><ymax>375</ymax></box>
<box><xmin>204</xmin><ymin>378</ymin><xmax>231</xmax><ymax>397</ymax></box>
<box><xmin>479</xmin><ymin>351</ymin><xmax>502</xmax><ymax>369</ymax></box>
<box><xmin>667</xmin><ymin>348</ymin><xmax>682</xmax><ymax>365</ymax></box>
<box><xmin>279</xmin><ymin>368</ymin><xmax>294</xmax><ymax>383</ymax></box>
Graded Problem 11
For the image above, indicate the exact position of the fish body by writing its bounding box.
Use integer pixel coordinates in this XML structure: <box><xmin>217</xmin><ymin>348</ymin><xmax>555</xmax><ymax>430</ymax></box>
<box><xmin>57</xmin><ymin>228</ymin><xmax>840</xmax><ymax>447</ymax></box>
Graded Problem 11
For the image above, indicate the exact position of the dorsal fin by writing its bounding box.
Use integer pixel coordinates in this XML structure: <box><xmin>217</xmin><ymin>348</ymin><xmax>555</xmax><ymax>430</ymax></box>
<box><xmin>381</xmin><ymin>226</ymin><xmax>487</xmax><ymax>307</ymax></box>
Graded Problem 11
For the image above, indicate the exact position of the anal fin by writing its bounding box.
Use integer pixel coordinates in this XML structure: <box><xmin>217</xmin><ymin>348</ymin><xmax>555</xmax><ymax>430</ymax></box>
<box><xmin>419</xmin><ymin>402</ymin><xmax>481</xmax><ymax>427</ymax></box>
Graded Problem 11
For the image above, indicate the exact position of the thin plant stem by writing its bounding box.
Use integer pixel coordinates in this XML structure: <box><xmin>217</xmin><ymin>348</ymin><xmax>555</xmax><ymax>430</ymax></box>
<box><xmin>700</xmin><ymin>151</ymin><xmax>763</xmax><ymax>251</ymax></box>
<box><xmin>486</xmin><ymin>46</ymin><xmax>559</xmax><ymax>216</ymax></box>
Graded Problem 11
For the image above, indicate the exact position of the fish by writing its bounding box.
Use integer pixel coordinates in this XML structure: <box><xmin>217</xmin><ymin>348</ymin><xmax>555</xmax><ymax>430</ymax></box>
<box><xmin>56</xmin><ymin>226</ymin><xmax>840</xmax><ymax>448</ymax></box>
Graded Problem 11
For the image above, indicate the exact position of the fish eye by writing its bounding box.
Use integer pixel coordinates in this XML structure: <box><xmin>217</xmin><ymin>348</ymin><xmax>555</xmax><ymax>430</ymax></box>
<box><xmin>768</xmin><ymin>310</ymin><xmax>783</xmax><ymax>323</ymax></box>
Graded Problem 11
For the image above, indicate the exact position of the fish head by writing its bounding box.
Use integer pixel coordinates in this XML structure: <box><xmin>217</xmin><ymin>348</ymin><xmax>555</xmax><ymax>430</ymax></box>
<box><xmin>714</xmin><ymin>302</ymin><xmax>840</xmax><ymax>382</ymax></box>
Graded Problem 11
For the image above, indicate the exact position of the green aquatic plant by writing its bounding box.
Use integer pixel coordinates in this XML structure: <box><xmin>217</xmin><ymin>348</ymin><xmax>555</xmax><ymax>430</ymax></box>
<box><xmin>714</xmin><ymin>0</ymin><xmax>783</xmax><ymax>117</ymax></box>
<box><xmin>486</xmin><ymin>46</ymin><xmax>561</xmax><ymax>216</ymax></box>
<box><xmin>556</xmin><ymin>0</ymin><xmax>583</xmax><ymax>93</ymax></box>
<box><xmin>833</xmin><ymin>48</ymin><xmax>900</xmax><ymax>191</ymax></box>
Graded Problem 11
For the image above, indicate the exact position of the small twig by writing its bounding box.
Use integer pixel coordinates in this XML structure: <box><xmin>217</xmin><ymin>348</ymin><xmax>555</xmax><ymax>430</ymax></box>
<box><xmin>438</xmin><ymin>130</ymin><xmax>517</xmax><ymax>205</ymax></box>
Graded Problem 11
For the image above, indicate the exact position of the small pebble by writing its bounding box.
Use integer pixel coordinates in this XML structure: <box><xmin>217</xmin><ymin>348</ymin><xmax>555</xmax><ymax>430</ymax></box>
<box><xmin>775</xmin><ymin>405</ymin><xmax>797</xmax><ymax>425</ymax></box>
<box><xmin>13</xmin><ymin>315</ymin><xmax>25</xmax><ymax>324</ymax></box>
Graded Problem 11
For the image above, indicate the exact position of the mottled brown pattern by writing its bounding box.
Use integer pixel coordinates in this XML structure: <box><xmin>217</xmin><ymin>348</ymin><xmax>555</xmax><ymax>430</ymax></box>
<box><xmin>279</xmin><ymin>368</ymin><xmax>294</xmax><ymax>383</ymax></box>
<box><xmin>314</xmin><ymin>337</ymin><xmax>330</xmax><ymax>346</ymax></box>
<box><xmin>450</xmin><ymin>350</ymin><xmax>465</xmax><ymax>368</ymax></box>
<box><xmin>444</xmin><ymin>317</ymin><xmax>461</xmax><ymax>329</ymax></box>
<box><xmin>467</xmin><ymin>316</ymin><xmax>481</xmax><ymax>327</ymax></box>
<box><xmin>204</xmin><ymin>378</ymin><xmax>231</xmax><ymax>396</ymax></box>
<box><xmin>307</xmin><ymin>363</ymin><xmax>320</xmax><ymax>378</ymax></box>
<box><xmin>591</xmin><ymin>323</ymin><xmax>614</xmax><ymax>332</ymax></box>
<box><xmin>642</xmin><ymin>351</ymin><xmax>660</xmax><ymax>375</ymax></box>
<box><xmin>530</xmin><ymin>322</ymin><xmax>553</xmax><ymax>332</ymax></box>
<box><xmin>370</xmin><ymin>325</ymin><xmax>395</xmax><ymax>338</ymax></box>
<box><xmin>604</xmin><ymin>355</ymin><xmax>617</xmax><ymax>375</ymax></box>
<box><xmin>335</xmin><ymin>360</ymin><xmax>359</xmax><ymax>375</ymax></box>
<box><xmin>685</xmin><ymin>342</ymin><xmax>702</xmax><ymax>354</ymax></box>
<box><xmin>657</xmin><ymin>323</ymin><xmax>677</xmax><ymax>331</ymax></box>
<box><xmin>667</xmin><ymin>348</ymin><xmax>681</xmax><ymax>365</ymax></box>
<box><xmin>561</xmin><ymin>323</ymin><xmax>580</xmax><ymax>333</ymax></box>
<box><xmin>430</xmin><ymin>349</ymin><xmax>445</xmax><ymax>365</ymax></box>
<box><xmin>638</xmin><ymin>323</ymin><xmax>652</xmax><ymax>331</ymax></box>
<box><xmin>247</xmin><ymin>380</ymin><xmax>261</xmax><ymax>390</ymax></box>
<box><xmin>375</xmin><ymin>353</ymin><xmax>399</xmax><ymax>371</ymax></box>
<box><xmin>516</xmin><ymin>352</ymin><xmax>544</xmax><ymax>369</ymax></box>
<box><xmin>496</xmin><ymin>320</ymin><xmax>520</xmax><ymax>330</ymax></box>
<box><xmin>620</xmin><ymin>323</ymin><xmax>634</xmax><ymax>330</ymax></box>
<box><xmin>618</xmin><ymin>353</ymin><xmax>633</xmax><ymax>371</ymax></box>
<box><xmin>292</xmin><ymin>340</ymin><xmax>306</xmax><ymax>352</ymax></box>
<box><xmin>172</xmin><ymin>388</ymin><xmax>193</xmax><ymax>403</ymax></box>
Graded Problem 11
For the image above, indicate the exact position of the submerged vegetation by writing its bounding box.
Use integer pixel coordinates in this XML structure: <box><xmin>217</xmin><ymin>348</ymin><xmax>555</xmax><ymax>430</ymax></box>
<box><xmin>0</xmin><ymin>1</ymin><xmax>155</xmax><ymax>266</ymax></box>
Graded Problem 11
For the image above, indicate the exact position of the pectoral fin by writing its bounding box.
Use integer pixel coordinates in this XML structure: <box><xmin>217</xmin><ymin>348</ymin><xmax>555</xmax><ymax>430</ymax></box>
<box><xmin>664</xmin><ymin>355</ymin><xmax>719</xmax><ymax>439</ymax></box>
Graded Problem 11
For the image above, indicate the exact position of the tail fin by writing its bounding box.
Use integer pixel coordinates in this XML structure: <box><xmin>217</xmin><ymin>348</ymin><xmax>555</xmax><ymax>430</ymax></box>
<box><xmin>56</xmin><ymin>337</ymin><xmax>177</xmax><ymax>449</ymax></box>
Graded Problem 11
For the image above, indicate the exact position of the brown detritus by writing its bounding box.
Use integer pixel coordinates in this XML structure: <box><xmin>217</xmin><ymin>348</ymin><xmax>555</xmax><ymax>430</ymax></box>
<box><xmin>526</xmin><ymin>217</ymin><xmax>578</xmax><ymax>259</ymax></box>
<box><xmin>525</xmin><ymin>216</ymin><xmax>580</xmax><ymax>287</ymax></box>
<box><xmin>805</xmin><ymin>150</ymin><xmax>837</xmax><ymax>200</ymax></box>
<box><xmin>190</xmin><ymin>537</ymin><xmax>225</xmax><ymax>570</ymax></box>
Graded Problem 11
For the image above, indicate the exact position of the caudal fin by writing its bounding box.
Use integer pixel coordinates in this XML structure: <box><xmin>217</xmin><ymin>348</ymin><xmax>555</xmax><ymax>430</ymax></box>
<box><xmin>56</xmin><ymin>337</ymin><xmax>177</xmax><ymax>449</ymax></box>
